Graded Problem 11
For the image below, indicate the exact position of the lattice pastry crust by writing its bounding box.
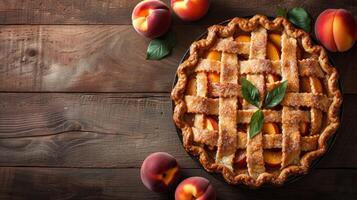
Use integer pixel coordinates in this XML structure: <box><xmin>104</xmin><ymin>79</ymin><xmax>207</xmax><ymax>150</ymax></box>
<box><xmin>171</xmin><ymin>15</ymin><xmax>342</xmax><ymax>187</ymax></box>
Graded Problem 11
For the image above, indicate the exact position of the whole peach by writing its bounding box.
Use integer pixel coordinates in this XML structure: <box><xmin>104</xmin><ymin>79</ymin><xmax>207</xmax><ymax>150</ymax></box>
<box><xmin>171</xmin><ymin>0</ymin><xmax>210</xmax><ymax>21</ymax></box>
<box><xmin>315</xmin><ymin>9</ymin><xmax>357</xmax><ymax>52</ymax></box>
<box><xmin>140</xmin><ymin>152</ymin><xmax>180</xmax><ymax>193</ymax></box>
<box><xmin>132</xmin><ymin>0</ymin><xmax>171</xmax><ymax>38</ymax></box>
<box><xmin>175</xmin><ymin>177</ymin><xmax>216</xmax><ymax>200</ymax></box>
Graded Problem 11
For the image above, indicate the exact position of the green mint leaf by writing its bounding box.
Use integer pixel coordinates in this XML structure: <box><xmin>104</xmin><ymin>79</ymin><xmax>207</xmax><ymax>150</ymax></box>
<box><xmin>287</xmin><ymin>7</ymin><xmax>311</xmax><ymax>32</ymax></box>
<box><xmin>249</xmin><ymin>110</ymin><xmax>264</xmax><ymax>139</ymax></box>
<box><xmin>241</xmin><ymin>78</ymin><xmax>260</xmax><ymax>108</ymax></box>
<box><xmin>276</xmin><ymin>7</ymin><xmax>287</xmax><ymax>17</ymax></box>
<box><xmin>147</xmin><ymin>30</ymin><xmax>176</xmax><ymax>60</ymax></box>
<box><xmin>263</xmin><ymin>80</ymin><xmax>288</xmax><ymax>108</ymax></box>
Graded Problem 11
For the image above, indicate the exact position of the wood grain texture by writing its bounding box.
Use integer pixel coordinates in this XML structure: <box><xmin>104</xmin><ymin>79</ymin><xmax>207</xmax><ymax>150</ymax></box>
<box><xmin>0</xmin><ymin>25</ymin><xmax>205</xmax><ymax>92</ymax></box>
<box><xmin>0</xmin><ymin>93</ymin><xmax>354</xmax><ymax>168</ymax></box>
<box><xmin>0</xmin><ymin>0</ymin><xmax>356</xmax><ymax>25</ymax></box>
<box><xmin>0</xmin><ymin>93</ymin><xmax>198</xmax><ymax>168</ymax></box>
<box><xmin>0</xmin><ymin>167</ymin><xmax>356</xmax><ymax>200</ymax></box>
<box><xmin>0</xmin><ymin>25</ymin><xmax>356</xmax><ymax>93</ymax></box>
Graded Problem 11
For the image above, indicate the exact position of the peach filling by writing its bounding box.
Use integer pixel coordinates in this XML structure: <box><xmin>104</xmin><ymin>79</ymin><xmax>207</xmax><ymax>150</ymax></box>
<box><xmin>263</xmin><ymin>150</ymin><xmax>282</xmax><ymax>167</ymax></box>
<box><xmin>266</xmin><ymin>74</ymin><xmax>280</xmax><ymax>83</ymax></box>
<box><xmin>208</xmin><ymin>73</ymin><xmax>219</xmax><ymax>83</ymax></box>
<box><xmin>234</xmin><ymin>150</ymin><xmax>247</xmax><ymax>168</ymax></box>
<box><xmin>206</xmin><ymin>50</ymin><xmax>221</xmax><ymax>60</ymax></box>
<box><xmin>268</xmin><ymin>33</ymin><xmax>282</xmax><ymax>49</ymax></box>
<box><xmin>299</xmin><ymin>122</ymin><xmax>310</xmax><ymax>136</ymax></box>
<box><xmin>186</xmin><ymin>77</ymin><xmax>197</xmax><ymax>95</ymax></box>
<box><xmin>235</xmin><ymin>35</ymin><xmax>251</xmax><ymax>43</ymax></box>
<box><xmin>267</xmin><ymin>34</ymin><xmax>281</xmax><ymax>61</ymax></box>
<box><xmin>267</xmin><ymin>41</ymin><xmax>280</xmax><ymax>61</ymax></box>
<box><xmin>206</xmin><ymin>51</ymin><xmax>221</xmax><ymax>83</ymax></box>
<box><xmin>262</xmin><ymin>123</ymin><xmax>280</xmax><ymax>134</ymax></box>
<box><xmin>205</xmin><ymin>117</ymin><xmax>218</xmax><ymax>131</ymax></box>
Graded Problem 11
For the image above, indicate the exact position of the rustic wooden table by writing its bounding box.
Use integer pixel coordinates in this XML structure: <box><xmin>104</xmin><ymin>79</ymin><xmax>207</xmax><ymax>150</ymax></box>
<box><xmin>0</xmin><ymin>0</ymin><xmax>356</xmax><ymax>199</ymax></box>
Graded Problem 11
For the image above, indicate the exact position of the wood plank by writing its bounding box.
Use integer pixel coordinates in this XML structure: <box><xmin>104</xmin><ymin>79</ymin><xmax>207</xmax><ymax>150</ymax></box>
<box><xmin>0</xmin><ymin>25</ymin><xmax>205</xmax><ymax>92</ymax></box>
<box><xmin>0</xmin><ymin>93</ymin><xmax>198</xmax><ymax>168</ymax></box>
<box><xmin>0</xmin><ymin>167</ymin><xmax>356</xmax><ymax>200</ymax></box>
<box><xmin>0</xmin><ymin>25</ymin><xmax>356</xmax><ymax>93</ymax></box>
<box><xmin>0</xmin><ymin>0</ymin><xmax>355</xmax><ymax>25</ymax></box>
<box><xmin>0</xmin><ymin>93</ymin><xmax>355</xmax><ymax>168</ymax></box>
<box><xmin>0</xmin><ymin>0</ymin><xmax>142</xmax><ymax>25</ymax></box>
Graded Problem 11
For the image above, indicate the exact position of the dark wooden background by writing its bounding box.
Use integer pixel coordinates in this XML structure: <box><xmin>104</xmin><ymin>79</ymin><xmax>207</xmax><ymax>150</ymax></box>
<box><xmin>0</xmin><ymin>0</ymin><xmax>356</xmax><ymax>199</ymax></box>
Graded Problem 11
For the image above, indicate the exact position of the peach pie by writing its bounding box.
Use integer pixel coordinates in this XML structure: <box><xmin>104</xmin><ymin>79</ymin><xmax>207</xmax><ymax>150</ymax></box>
<box><xmin>171</xmin><ymin>15</ymin><xmax>342</xmax><ymax>187</ymax></box>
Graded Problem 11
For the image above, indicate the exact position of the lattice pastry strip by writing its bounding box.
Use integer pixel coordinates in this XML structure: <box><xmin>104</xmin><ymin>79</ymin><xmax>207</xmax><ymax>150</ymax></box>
<box><xmin>196</xmin><ymin>58</ymin><xmax>324</xmax><ymax>80</ymax></box>
<box><xmin>216</xmin><ymin>39</ymin><xmax>239</xmax><ymax>170</ymax></box>
<box><xmin>194</xmin><ymin>73</ymin><xmax>208</xmax><ymax>130</ymax></box>
<box><xmin>280</xmin><ymin>33</ymin><xmax>301</xmax><ymax>167</ymax></box>
<box><xmin>184</xmin><ymin>99</ymin><xmax>314</xmax><ymax>122</ymax></box>
<box><xmin>191</xmin><ymin>128</ymin><xmax>319</xmax><ymax>151</ymax></box>
<box><xmin>245</xmin><ymin>27</ymin><xmax>267</xmax><ymax>178</ymax></box>
<box><xmin>309</xmin><ymin>77</ymin><xmax>323</xmax><ymax>135</ymax></box>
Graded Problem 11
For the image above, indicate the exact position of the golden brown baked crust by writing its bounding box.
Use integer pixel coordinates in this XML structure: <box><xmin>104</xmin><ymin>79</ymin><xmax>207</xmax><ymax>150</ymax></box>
<box><xmin>171</xmin><ymin>15</ymin><xmax>342</xmax><ymax>187</ymax></box>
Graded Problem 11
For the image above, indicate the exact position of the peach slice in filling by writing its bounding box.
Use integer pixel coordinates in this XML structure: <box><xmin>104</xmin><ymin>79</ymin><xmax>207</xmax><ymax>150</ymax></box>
<box><xmin>267</xmin><ymin>41</ymin><xmax>280</xmax><ymax>61</ymax></box>
<box><xmin>262</xmin><ymin>123</ymin><xmax>280</xmax><ymax>134</ymax></box>
<box><xmin>206</xmin><ymin>51</ymin><xmax>221</xmax><ymax>83</ymax></box>
<box><xmin>208</xmin><ymin>72</ymin><xmax>220</xmax><ymax>83</ymax></box>
<box><xmin>206</xmin><ymin>50</ymin><xmax>221</xmax><ymax>61</ymax></box>
<box><xmin>205</xmin><ymin>117</ymin><xmax>218</xmax><ymax>131</ymax></box>
<box><xmin>186</xmin><ymin>77</ymin><xmax>197</xmax><ymax>95</ymax></box>
<box><xmin>266</xmin><ymin>74</ymin><xmax>280</xmax><ymax>83</ymax></box>
<box><xmin>263</xmin><ymin>150</ymin><xmax>282</xmax><ymax>167</ymax></box>
<box><xmin>235</xmin><ymin>35</ymin><xmax>251</xmax><ymax>60</ymax></box>
<box><xmin>235</xmin><ymin>35</ymin><xmax>251</xmax><ymax>43</ymax></box>
<box><xmin>268</xmin><ymin>33</ymin><xmax>282</xmax><ymax>49</ymax></box>
<box><xmin>299</xmin><ymin>122</ymin><xmax>310</xmax><ymax>136</ymax></box>
<box><xmin>234</xmin><ymin>150</ymin><xmax>247</xmax><ymax>168</ymax></box>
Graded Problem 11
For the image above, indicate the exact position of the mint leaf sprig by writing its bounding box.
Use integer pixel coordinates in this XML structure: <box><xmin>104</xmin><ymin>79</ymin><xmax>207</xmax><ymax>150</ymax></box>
<box><xmin>276</xmin><ymin>7</ymin><xmax>312</xmax><ymax>33</ymax></box>
<box><xmin>241</xmin><ymin>78</ymin><xmax>288</xmax><ymax>139</ymax></box>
